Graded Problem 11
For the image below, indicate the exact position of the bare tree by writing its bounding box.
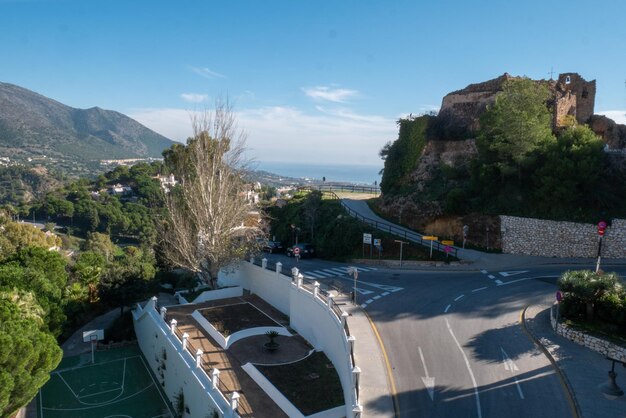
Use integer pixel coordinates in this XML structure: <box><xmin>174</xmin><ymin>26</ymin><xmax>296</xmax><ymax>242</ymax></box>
<box><xmin>160</xmin><ymin>103</ymin><xmax>258</xmax><ymax>288</ymax></box>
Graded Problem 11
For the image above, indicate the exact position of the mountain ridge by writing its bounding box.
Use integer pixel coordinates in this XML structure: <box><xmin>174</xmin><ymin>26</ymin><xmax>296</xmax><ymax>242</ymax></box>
<box><xmin>0</xmin><ymin>81</ymin><xmax>175</xmax><ymax>161</ymax></box>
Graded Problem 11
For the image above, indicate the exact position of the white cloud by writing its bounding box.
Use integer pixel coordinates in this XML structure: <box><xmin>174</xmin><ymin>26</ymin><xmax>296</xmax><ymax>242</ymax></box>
<box><xmin>597</xmin><ymin>110</ymin><xmax>626</xmax><ymax>125</ymax></box>
<box><xmin>127</xmin><ymin>105</ymin><xmax>396</xmax><ymax>166</ymax></box>
<box><xmin>303</xmin><ymin>86</ymin><xmax>358</xmax><ymax>103</ymax></box>
<box><xmin>189</xmin><ymin>66</ymin><xmax>225</xmax><ymax>79</ymax></box>
<box><xmin>180</xmin><ymin>93</ymin><xmax>209</xmax><ymax>103</ymax></box>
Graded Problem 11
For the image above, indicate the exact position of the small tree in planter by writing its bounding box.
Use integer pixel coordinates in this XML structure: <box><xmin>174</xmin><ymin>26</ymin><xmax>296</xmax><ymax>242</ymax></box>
<box><xmin>264</xmin><ymin>330</ymin><xmax>280</xmax><ymax>351</ymax></box>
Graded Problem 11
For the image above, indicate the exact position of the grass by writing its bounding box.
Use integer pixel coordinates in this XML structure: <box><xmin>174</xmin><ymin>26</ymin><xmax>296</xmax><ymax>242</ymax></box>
<box><xmin>256</xmin><ymin>351</ymin><xmax>344</xmax><ymax>415</ymax></box>
<box><xmin>200</xmin><ymin>302</ymin><xmax>278</xmax><ymax>336</ymax></box>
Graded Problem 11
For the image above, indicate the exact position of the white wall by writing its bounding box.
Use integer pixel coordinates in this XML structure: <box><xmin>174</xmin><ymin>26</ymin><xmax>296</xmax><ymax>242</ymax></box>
<box><xmin>220</xmin><ymin>262</ymin><xmax>357</xmax><ymax>416</ymax></box>
<box><xmin>193</xmin><ymin>286</ymin><xmax>243</xmax><ymax>303</ymax></box>
<box><xmin>133</xmin><ymin>298</ymin><xmax>234</xmax><ymax>418</ymax></box>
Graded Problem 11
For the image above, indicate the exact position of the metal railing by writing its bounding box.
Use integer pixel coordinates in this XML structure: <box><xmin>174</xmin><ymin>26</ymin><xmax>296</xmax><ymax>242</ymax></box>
<box><xmin>296</xmin><ymin>188</ymin><xmax>459</xmax><ymax>257</ymax></box>
<box><xmin>301</xmin><ymin>183</ymin><xmax>381</xmax><ymax>195</ymax></box>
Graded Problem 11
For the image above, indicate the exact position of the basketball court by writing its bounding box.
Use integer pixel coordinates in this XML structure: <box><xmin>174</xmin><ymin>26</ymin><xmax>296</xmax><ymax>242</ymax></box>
<box><xmin>38</xmin><ymin>346</ymin><xmax>173</xmax><ymax>418</ymax></box>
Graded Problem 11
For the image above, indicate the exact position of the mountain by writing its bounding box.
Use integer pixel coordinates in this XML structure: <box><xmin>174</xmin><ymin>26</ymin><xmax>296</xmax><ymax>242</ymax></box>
<box><xmin>0</xmin><ymin>82</ymin><xmax>175</xmax><ymax>161</ymax></box>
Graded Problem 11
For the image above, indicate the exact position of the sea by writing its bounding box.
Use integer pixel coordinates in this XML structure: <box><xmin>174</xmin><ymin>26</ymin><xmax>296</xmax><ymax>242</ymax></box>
<box><xmin>256</xmin><ymin>161</ymin><xmax>383</xmax><ymax>185</ymax></box>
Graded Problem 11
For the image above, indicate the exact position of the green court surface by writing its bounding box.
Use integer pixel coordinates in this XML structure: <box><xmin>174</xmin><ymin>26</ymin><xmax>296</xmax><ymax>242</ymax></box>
<box><xmin>38</xmin><ymin>346</ymin><xmax>173</xmax><ymax>418</ymax></box>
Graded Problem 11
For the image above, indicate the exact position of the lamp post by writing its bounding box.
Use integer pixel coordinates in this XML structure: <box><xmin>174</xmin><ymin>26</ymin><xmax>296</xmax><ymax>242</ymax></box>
<box><xmin>600</xmin><ymin>358</ymin><xmax>625</xmax><ymax>399</ymax></box>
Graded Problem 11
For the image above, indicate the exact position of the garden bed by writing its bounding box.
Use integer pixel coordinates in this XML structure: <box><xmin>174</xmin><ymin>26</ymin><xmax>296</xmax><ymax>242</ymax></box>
<box><xmin>255</xmin><ymin>351</ymin><xmax>344</xmax><ymax>415</ymax></box>
<box><xmin>199</xmin><ymin>302</ymin><xmax>279</xmax><ymax>336</ymax></box>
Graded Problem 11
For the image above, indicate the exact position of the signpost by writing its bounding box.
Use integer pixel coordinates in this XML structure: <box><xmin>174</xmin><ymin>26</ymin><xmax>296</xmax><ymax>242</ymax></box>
<box><xmin>374</xmin><ymin>238</ymin><xmax>382</xmax><ymax>259</ymax></box>
<box><xmin>83</xmin><ymin>329</ymin><xmax>104</xmax><ymax>364</ymax></box>
<box><xmin>394</xmin><ymin>240</ymin><xmax>409</xmax><ymax>267</ymax></box>
<box><xmin>293</xmin><ymin>246</ymin><xmax>301</xmax><ymax>263</ymax></box>
<box><xmin>363</xmin><ymin>233</ymin><xmax>372</xmax><ymax>258</ymax></box>
<box><xmin>347</xmin><ymin>266</ymin><xmax>359</xmax><ymax>305</ymax></box>
<box><xmin>462</xmin><ymin>225</ymin><xmax>469</xmax><ymax>250</ymax></box>
<box><xmin>423</xmin><ymin>236</ymin><xmax>438</xmax><ymax>259</ymax></box>
<box><xmin>555</xmin><ymin>290</ymin><xmax>563</xmax><ymax>326</ymax></box>
<box><xmin>596</xmin><ymin>221</ymin><xmax>607</xmax><ymax>273</ymax></box>
<box><xmin>442</xmin><ymin>240</ymin><xmax>454</xmax><ymax>258</ymax></box>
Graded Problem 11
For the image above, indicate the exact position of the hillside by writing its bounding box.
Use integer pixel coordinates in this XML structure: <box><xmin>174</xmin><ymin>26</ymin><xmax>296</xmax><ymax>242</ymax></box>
<box><xmin>0</xmin><ymin>82</ymin><xmax>175</xmax><ymax>162</ymax></box>
<box><xmin>378</xmin><ymin>73</ymin><xmax>626</xmax><ymax>248</ymax></box>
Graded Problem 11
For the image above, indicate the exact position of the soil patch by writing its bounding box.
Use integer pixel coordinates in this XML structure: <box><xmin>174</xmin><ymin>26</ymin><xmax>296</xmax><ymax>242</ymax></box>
<box><xmin>255</xmin><ymin>351</ymin><xmax>344</xmax><ymax>415</ymax></box>
<box><xmin>199</xmin><ymin>302</ymin><xmax>279</xmax><ymax>336</ymax></box>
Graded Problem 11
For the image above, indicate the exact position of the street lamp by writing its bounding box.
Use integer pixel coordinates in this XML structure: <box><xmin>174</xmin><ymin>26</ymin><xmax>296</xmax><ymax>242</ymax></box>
<box><xmin>599</xmin><ymin>358</ymin><xmax>625</xmax><ymax>399</ymax></box>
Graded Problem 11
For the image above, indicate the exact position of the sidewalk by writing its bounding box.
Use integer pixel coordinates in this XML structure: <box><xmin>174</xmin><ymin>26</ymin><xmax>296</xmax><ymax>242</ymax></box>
<box><xmin>524</xmin><ymin>299</ymin><xmax>626</xmax><ymax>418</ymax></box>
<box><xmin>335</xmin><ymin>293</ymin><xmax>396</xmax><ymax>418</ymax></box>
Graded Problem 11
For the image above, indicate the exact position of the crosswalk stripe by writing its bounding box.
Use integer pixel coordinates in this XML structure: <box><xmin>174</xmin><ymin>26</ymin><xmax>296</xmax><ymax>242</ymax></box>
<box><xmin>329</xmin><ymin>268</ymin><xmax>349</xmax><ymax>274</ymax></box>
<box><xmin>322</xmin><ymin>269</ymin><xmax>342</xmax><ymax>275</ymax></box>
<box><xmin>304</xmin><ymin>272</ymin><xmax>326</xmax><ymax>279</ymax></box>
<box><xmin>312</xmin><ymin>270</ymin><xmax>335</xmax><ymax>278</ymax></box>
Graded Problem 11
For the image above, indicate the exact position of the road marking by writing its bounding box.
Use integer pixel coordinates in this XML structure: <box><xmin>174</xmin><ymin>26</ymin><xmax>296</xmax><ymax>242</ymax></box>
<box><xmin>501</xmin><ymin>347</ymin><xmax>519</xmax><ymax>372</ymax></box>
<box><xmin>310</xmin><ymin>270</ymin><xmax>334</xmax><ymax>278</ymax></box>
<box><xmin>495</xmin><ymin>279</ymin><xmax>504</xmax><ymax>285</ymax></box>
<box><xmin>418</xmin><ymin>346</ymin><xmax>435</xmax><ymax>401</ymax></box>
<box><xmin>444</xmin><ymin>304</ymin><xmax>451</xmax><ymax>313</ymax></box>
<box><xmin>382</xmin><ymin>292</ymin><xmax>390</xmax><ymax>296</ymax></box>
<box><xmin>373</xmin><ymin>295</ymin><xmax>381</xmax><ymax>300</ymax></box>
<box><xmin>497</xmin><ymin>275</ymin><xmax>559</xmax><ymax>286</ymax></box>
<box><xmin>304</xmin><ymin>272</ymin><xmax>325</xmax><ymax>279</ymax></box>
<box><xmin>445</xmin><ymin>318</ymin><xmax>482</xmax><ymax>418</ymax></box>
<box><xmin>487</xmin><ymin>275</ymin><xmax>495</xmax><ymax>279</ymax></box>
<box><xmin>364</xmin><ymin>310</ymin><xmax>400</xmax><ymax>418</ymax></box>
<box><xmin>515</xmin><ymin>378</ymin><xmax>525</xmax><ymax>399</ymax></box>
<box><xmin>361</xmin><ymin>304</ymin><xmax>367</xmax><ymax>309</ymax></box>
<box><xmin>454</xmin><ymin>294</ymin><xmax>465</xmax><ymax>301</ymax></box>
<box><xmin>330</xmin><ymin>267</ymin><xmax>349</xmax><ymax>274</ymax></box>
<box><xmin>365</xmin><ymin>299</ymin><xmax>374</xmax><ymax>304</ymax></box>
<box><xmin>480</xmin><ymin>269</ymin><xmax>488</xmax><ymax>274</ymax></box>
<box><xmin>472</xmin><ymin>287</ymin><xmax>488</xmax><ymax>293</ymax></box>
<box><xmin>499</xmin><ymin>270</ymin><xmax>529</xmax><ymax>277</ymax></box>
<box><xmin>354</xmin><ymin>287</ymin><xmax>375</xmax><ymax>295</ymax></box>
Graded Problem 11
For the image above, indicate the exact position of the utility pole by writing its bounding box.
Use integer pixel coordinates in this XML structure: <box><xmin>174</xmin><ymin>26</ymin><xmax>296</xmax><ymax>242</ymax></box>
<box><xmin>394</xmin><ymin>240</ymin><xmax>409</xmax><ymax>267</ymax></box>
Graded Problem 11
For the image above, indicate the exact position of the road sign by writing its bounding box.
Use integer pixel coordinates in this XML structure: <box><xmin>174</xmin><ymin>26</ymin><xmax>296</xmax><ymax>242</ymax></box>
<box><xmin>463</xmin><ymin>225</ymin><xmax>469</xmax><ymax>238</ymax></box>
<box><xmin>556</xmin><ymin>291</ymin><xmax>563</xmax><ymax>302</ymax></box>
<box><xmin>363</xmin><ymin>233</ymin><xmax>372</xmax><ymax>244</ymax></box>
<box><xmin>293</xmin><ymin>247</ymin><xmax>300</xmax><ymax>255</ymax></box>
<box><xmin>423</xmin><ymin>236</ymin><xmax>438</xmax><ymax>241</ymax></box>
<box><xmin>373</xmin><ymin>238</ymin><xmax>381</xmax><ymax>247</ymax></box>
<box><xmin>441</xmin><ymin>240</ymin><xmax>454</xmax><ymax>246</ymax></box>
<box><xmin>444</xmin><ymin>246</ymin><xmax>453</xmax><ymax>253</ymax></box>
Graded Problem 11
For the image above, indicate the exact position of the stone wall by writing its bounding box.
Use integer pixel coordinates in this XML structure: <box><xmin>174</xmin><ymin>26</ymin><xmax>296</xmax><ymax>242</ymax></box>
<box><xmin>550</xmin><ymin>305</ymin><xmax>626</xmax><ymax>362</ymax></box>
<box><xmin>500</xmin><ymin>216</ymin><xmax>626</xmax><ymax>258</ymax></box>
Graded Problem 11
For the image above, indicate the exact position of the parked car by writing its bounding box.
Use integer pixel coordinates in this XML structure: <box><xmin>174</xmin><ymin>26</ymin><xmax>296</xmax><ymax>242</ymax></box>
<box><xmin>262</xmin><ymin>240</ymin><xmax>284</xmax><ymax>253</ymax></box>
<box><xmin>286</xmin><ymin>243</ymin><xmax>315</xmax><ymax>258</ymax></box>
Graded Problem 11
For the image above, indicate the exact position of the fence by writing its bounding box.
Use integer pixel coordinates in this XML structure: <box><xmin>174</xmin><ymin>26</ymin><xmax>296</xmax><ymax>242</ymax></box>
<box><xmin>298</xmin><ymin>187</ymin><xmax>459</xmax><ymax>257</ymax></box>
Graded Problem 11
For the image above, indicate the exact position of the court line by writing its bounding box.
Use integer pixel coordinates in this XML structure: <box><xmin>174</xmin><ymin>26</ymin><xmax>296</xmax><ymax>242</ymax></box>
<box><xmin>42</xmin><ymin>382</ymin><xmax>155</xmax><ymax>411</ymax></box>
<box><xmin>139</xmin><ymin>353</ymin><xmax>174</xmax><ymax>416</ymax></box>
<box><xmin>53</xmin><ymin>355</ymin><xmax>141</xmax><ymax>374</ymax></box>
<box><xmin>61</xmin><ymin>357</ymin><xmax>128</xmax><ymax>406</ymax></box>
<box><xmin>78</xmin><ymin>387</ymin><xmax>123</xmax><ymax>399</ymax></box>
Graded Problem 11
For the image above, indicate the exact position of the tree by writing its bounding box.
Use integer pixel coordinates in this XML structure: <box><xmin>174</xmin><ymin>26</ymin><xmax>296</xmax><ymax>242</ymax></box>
<box><xmin>0</xmin><ymin>291</ymin><xmax>62</xmax><ymax>418</ymax></box>
<box><xmin>558</xmin><ymin>270</ymin><xmax>621</xmax><ymax>321</ymax></box>
<box><xmin>0</xmin><ymin>221</ymin><xmax>61</xmax><ymax>261</ymax></box>
<box><xmin>160</xmin><ymin>104</ymin><xmax>258</xmax><ymax>288</ymax></box>
<box><xmin>82</xmin><ymin>232</ymin><xmax>117</xmax><ymax>262</ymax></box>
<box><xmin>478</xmin><ymin>78</ymin><xmax>554</xmax><ymax>178</ymax></box>
<box><xmin>74</xmin><ymin>251</ymin><xmax>106</xmax><ymax>303</ymax></box>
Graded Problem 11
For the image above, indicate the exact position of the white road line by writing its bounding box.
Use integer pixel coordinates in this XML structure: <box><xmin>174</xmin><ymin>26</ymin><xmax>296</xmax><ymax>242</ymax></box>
<box><xmin>373</xmin><ymin>295</ymin><xmax>382</xmax><ymax>300</ymax></box>
<box><xmin>487</xmin><ymin>275</ymin><xmax>495</xmax><ymax>279</ymax></box>
<box><xmin>312</xmin><ymin>270</ymin><xmax>335</xmax><ymax>278</ymax></box>
<box><xmin>333</xmin><ymin>267</ymin><xmax>350</xmax><ymax>272</ymax></box>
<box><xmin>497</xmin><ymin>275</ymin><xmax>559</xmax><ymax>286</ymax></box>
<box><xmin>329</xmin><ymin>268</ymin><xmax>349</xmax><ymax>274</ymax></box>
<box><xmin>471</xmin><ymin>287</ymin><xmax>488</xmax><ymax>293</ymax></box>
<box><xmin>418</xmin><ymin>346</ymin><xmax>431</xmax><ymax>377</ymax></box>
<box><xmin>495</xmin><ymin>279</ymin><xmax>504</xmax><ymax>285</ymax></box>
<box><xmin>382</xmin><ymin>292</ymin><xmax>390</xmax><ymax>296</ymax></box>
<box><xmin>515</xmin><ymin>378</ymin><xmax>525</xmax><ymax>399</ymax></box>
<box><xmin>365</xmin><ymin>299</ymin><xmax>374</xmax><ymax>304</ymax></box>
<box><xmin>361</xmin><ymin>304</ymin><xmax>367</xmax><ymax>309</ymax></box>
<box><xmin>322</xmin><ymin>269</ymin><xmax>341</xmax><ymax>275</ymax></box>
<box><xmin>444</xmin><ymin>304</ymin><xmax>451</xmax><ymax>313</ymax></box>
<box><xmin>304</xmin><ymin>272</ymin><xmax>325</xmax><ymax>279</ymax></box>
<box><xmin>454</xmin><ymin>294</ymin><xmax>465</xmax><ymax>301</ymax></box>
<box><xmin>480</xmin><ymin>269</ymin><xmax>488</xmax><ymax>274</ymax></box>
<box><xmin>445</xmin><ymin>318</ymin><xmax>482</xmax><ymax>418</ymax></box>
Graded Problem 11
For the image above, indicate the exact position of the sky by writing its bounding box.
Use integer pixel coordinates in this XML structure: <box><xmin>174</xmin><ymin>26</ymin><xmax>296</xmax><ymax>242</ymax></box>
<box><xmin>1</xmin><ymin>0</ymin><xmax>625</xmax><ymax>168</ymax></box>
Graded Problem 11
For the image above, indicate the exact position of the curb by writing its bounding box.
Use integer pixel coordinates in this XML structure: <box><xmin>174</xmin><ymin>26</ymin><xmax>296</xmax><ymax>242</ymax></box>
<box><xmin>520</xmin><ymin>305</ymin><xmax>582</xmax><ymax>418</ymax></box>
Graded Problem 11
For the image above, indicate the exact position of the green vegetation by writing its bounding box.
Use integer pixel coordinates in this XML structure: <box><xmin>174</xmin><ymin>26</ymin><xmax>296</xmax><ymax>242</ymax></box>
<box><xmin>558</xmin><ymin>270</ymin><xmax>626</xmax><ymax>340</ymax></box>
<box><xmin>256</xmin><ymin>351</ymin><xmax>344</xmax><ymax>416</ymax></box>
<box><xmin>379</xmin><ymin>78</ymin><xmax>626</xmax><ymax>223</ymax></box>
<box><xmin>380</xmin><ymin>116</ymin><xmax>430</xmax><ymax>195</ymax></box>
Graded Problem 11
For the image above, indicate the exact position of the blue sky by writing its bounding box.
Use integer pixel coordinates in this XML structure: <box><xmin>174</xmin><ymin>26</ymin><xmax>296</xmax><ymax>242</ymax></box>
<box><xmin>1</xmin><ymin>0</ymin><xmax>625</xmax><ymax>167</ymax></box>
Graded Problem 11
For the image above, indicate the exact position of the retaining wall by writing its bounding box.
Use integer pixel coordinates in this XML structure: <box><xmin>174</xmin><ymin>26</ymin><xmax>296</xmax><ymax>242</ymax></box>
<box><xmin>550</xmin><ymin>304</ymin><xmax>626</xmax><ymax>362</ymax></box>
<box><xmin>500</xmin><ymin>216</ymin><xmax>626</xmax><ymax>258</ymax></box>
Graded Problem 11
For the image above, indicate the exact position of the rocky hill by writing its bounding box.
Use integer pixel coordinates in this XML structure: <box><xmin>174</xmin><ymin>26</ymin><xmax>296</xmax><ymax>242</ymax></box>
<box><xmin>377</xmin><ymin>72</ymin><xmax>626</xmax><ymax>248</ymax></box>
<box><xmin>0</xmin><ymin>82</ymin><xmax>175</xmax><ymax>162</ymax></box>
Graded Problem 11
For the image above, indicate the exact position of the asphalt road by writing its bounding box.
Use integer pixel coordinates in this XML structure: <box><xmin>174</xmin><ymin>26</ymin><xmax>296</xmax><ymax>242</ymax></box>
<box><xmin>260</xmin><ymin>252</ymin><xmax>626</xmax><ymax>417</ymax></box>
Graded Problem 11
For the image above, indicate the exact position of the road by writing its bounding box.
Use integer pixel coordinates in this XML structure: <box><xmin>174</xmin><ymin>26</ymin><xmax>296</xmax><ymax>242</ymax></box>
<box><xmin>260</xmin><ymin>252</ymin><xmax>625</xmax><ymax>417</ymax></box>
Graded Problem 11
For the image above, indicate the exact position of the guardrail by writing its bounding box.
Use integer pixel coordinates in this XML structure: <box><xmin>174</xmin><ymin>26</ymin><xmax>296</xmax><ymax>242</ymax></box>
<box><xmin>297</xmin><ymin>188</ymin><xmax>458</xmax><ymax>257</ymax></box>
<box><xmin>302</xmin><ymin>183</ymin><xmax>381</xmax><ymax>195</ymax></box>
